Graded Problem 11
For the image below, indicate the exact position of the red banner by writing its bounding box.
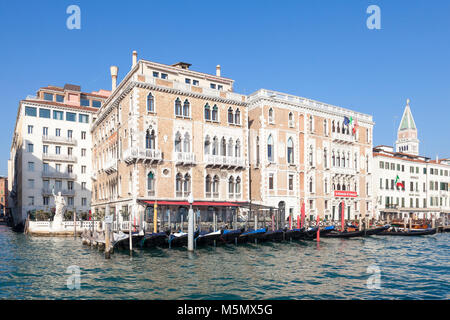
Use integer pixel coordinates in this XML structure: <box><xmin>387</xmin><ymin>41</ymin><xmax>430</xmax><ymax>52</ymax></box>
<box><xmin>334</xmin><ymin>191</ymin><xmax>357</xmax><ymax>198</ymax></box>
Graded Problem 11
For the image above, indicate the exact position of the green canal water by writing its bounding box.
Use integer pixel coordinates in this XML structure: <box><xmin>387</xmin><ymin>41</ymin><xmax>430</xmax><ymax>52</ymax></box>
<box><xmin>0</xmin><ymin>224</ymin><xmax>448</xmax><ymax>299</ymax></box>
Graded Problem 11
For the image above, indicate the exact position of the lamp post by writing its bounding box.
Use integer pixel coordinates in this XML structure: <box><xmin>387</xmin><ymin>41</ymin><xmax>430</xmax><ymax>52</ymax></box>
<box><xmin>187</xmin><ymin>193</ymin><xmax>194</xmax><ymax>252</ymax></box>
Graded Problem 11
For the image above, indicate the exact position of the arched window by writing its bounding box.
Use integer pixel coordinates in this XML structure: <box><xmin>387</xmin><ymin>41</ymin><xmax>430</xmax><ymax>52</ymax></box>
<box><xmin>332</xmin><ymin>120</ymin><xmax>335</xmax><ymax>133</ymax></box>
<box><xmin>309</xmin><ymin>116</ymin><xmax>313</xmax><ymax>132</ymax></box>
<box><xmin>332</xmin><ymin>151</ymin><xmax>335</xmax><ymax>167</ymax></box>
<box><xmin>213</xmin><ymin>175</ymin><xmax>219</xmax><ymax>197</ymax></box>
<box><xmin>204</xmin><ymin>103</ymin><xmax>211</xmax><ymax>120</ymax></box>
<box><xmin>212</xmin><ymin>136</ymin><xmax>218</xmax><ymax>155</ymax></box>
<box><xmin>337</xmin><ymin>122</ymin><xmax>340</xmax><ymax>134</ymax></box>
<box><xmin>309</xmin><ymin>177</ymin><xmax>313</xmax><ymax>193</ymax></box>
<box><xmin>228</xmin><ymin>176</ymin><xmax>235</xmax><ymax>197</ymax></box>
<box><xmin>324</xmin><ymin>178</ymin><xmax>328</xmax><ymax>194</ymax></box>
<box><xmin>342</xmin><ymin>152</ymin><xmax>346</xmax><ymax>167</ymax></box>
<box><xmin>174</xmin><ymin>132</ymin><xmax>182</xmax><ymax>152</ymax></box>
<box><xmin>235</xmin><ymin>177</ymin><xmax>241</xmax><ymax>197</ymax></box>
<box><xmin>268</xmin><ymin>108</ymin><xmax>274</xmax><ymax>123</ymax></box>
<box><xmin>220</xmin><ymin>137</ymin><xmax>226</xmax><ymax>156</ymax></box>
<box><xmin>147</xmin><ymin>93</ymin><xmax>154</xmax><ymax>112</ymax></box>
<box><xmin>183</xmin><ymin>132</ymin><xmax>190</xmax><ymax>153</ymax></box>
<box><xmin>205</xmin><ymin>175</ymin><xmax>211</xmax><ymax>197</ymax></box>
<box><xmin>147</xmin><ymin>171</ymin><xmax>155</xmax><ymax>193</ymax></box>
<box><xmin>235</xmin><ymin>108</ymin><xmax>241</xmax><ymax>125</ymax></box>
<box><xmin>288</xmin><ymin>112</ymin><xmax>293</xmax><ymax>127</ymax></box>
<box><xmin>287</xmin><ymin>138</ymin><xmax>294</xmax><ymax>164</ymax></box>
<box><xmin>183</xmin><ymin>99</ymin><xmax>190</xmax><ymax>117</ymax></box>
<box><xmin>267</xmin><ymin>135</ymin><xmax>274</xmax><ymax>162</ymax></box>
<box><xmin>324</xmin><ymin>148</ymin><xmax>328</xmax><ymax>168</ymax></box>
<box><xmin>342</xmin><ymin>184</ymin><xmax>346</xmax><ymax>191</ymax></box>
<box><xmin>175</xmin><ymin>98</ymin><xmax>182</xmax><ymax>116</ymax></box>
<box><xmin>256</xmin><ymin>136</ymin><xmax>260</xmax><ymax>165</ymax></box>
<box><xmin>227</xmin><ymin>138</ymin><xmax>233</xmax><ymax>157</ymax></box>
<box><xmin>145</xmin><ymin>129</ymin><xmax>155</xmax><ymax>149</ymax></box>
<box><xmin>324</xmin><ymin>119</ymin><xmax>328</xmax><ymax>135</ymax></box>
<box><xmin>212</xmin><ymin>105</ymin><xmax>218</xmax><ymax>121</ymax></box>
<box><xmin>183</xmin><ymin>173</ymin><xmax>191</xmax><ymax>196</ymax></box>
<box><xmin>354</xmin><ymin>152</ymin><xmax>358</xmax><ymax>170</ymax></box>
<box><xmin>235</xmin><ymin>139</ymin><xmax>241</xmax><ymax>158</ymax></box>
<box><xmin>204</xmin><ymin>135</ymin><xmax>210</xmax><ymax>155</ymax></box>
<box><xmin>337</xmin><ymin>152</ymin><xmax>340</xmax><ymax>167</ymax></box>
<box><xmin>228</xmin><ymin>107</ymin><xmax>234</xmax><ymax>124</ymax></box>
<box><xmin>337</xmin><ymin>183</ymin><xmax>341</xmax><ymax>191</ymax></box>
<box><xmin>308</xmin><ymin>145</ymin><xmax>314</xmax><ymax>166</ymax></box>
<box><xmin>176</xmin><ymin>173</ymin><xmax>183</xmax><ymax>196</ymax></box>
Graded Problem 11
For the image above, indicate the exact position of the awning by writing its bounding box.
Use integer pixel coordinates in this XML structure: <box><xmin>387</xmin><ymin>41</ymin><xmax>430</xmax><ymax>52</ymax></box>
<box><xmin>140</xmin><ymin>200</ymin><xmax>246</xmax><ymax>207</ymax></box>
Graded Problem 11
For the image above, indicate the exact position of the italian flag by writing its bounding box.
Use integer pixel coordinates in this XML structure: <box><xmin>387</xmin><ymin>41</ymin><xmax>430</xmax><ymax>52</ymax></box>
<box><xmin>395</xmin><ymin>175</ymin><xmax>404</xmax><ymax>189</ymax></box>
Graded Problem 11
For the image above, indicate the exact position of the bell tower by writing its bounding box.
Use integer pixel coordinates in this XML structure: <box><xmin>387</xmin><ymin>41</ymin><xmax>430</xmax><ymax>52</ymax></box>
<box><xmin>396</xmin><ymin>98</ymin><xmax>419</xmax><ymax>155</ymax></box>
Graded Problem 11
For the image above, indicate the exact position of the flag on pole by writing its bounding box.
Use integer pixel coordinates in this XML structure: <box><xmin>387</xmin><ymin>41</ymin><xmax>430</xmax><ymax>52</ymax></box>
<box><xmin>352</xmin><ymin>118</ymin><xmax>359</xmax><ymax>135</ymax></box>
<box><xmin>395</xmin><ymin>175</ymin><xmax>404</xmax><ymax>189</ymax></box>
<box><xmin>343</xmin><ymin>116</ymin><xmax>350</xmax><ymax>126</ymax></box>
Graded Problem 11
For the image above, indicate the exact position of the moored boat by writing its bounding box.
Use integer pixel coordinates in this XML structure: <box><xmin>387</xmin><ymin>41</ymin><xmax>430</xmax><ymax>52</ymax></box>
<box><xmin>195</xmin><ymin>230</ymin><xmax>223</xmax><ymax>246</ymax></box>
<box><xmin>238</xmin><ymin>228</ymin><xmax>267</xmax><ymax>243</ymax></box>
<box><xmin>378</xmin><ymin>227</ymin><xmax>437</xmax><ymax>236</ymax></box>
<box><xmin>140</xmin><ymin>231</ymin><xmax>169</xmax><ymax>248</ymax></box>
<box><xmin>284</xmin><ymin>228</ymin><xmax>307</xmax><ymax>240</ymax></box>
<box><xmin>219</xmin><ymin>228</ymin><xmax>244</xmax><ymax>244</ymax></box>
<box><xmin>167</xmin><ymin>230</ymin><xmax>200</xmax><ymax>247</ymax></box>
<box><xmin>364</xmin><ymin>224</ymin><xmax>390</xmax><ymax>236</ymax></box>
<box><xmin>261</xmin><ymin>228</ymin><xmax>286</xmax><ymax>242</ymax></box>
<box><xmin>321</xmin><ymin>229</ymin><xmax>365</xmax><ymax>238</ymax></box>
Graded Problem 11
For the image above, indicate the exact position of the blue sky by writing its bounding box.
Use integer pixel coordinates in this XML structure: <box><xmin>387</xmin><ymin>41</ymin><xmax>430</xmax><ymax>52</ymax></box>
<box><xmin>0</xmin><ymin>0</ymin><xmax>449</xmax><ymax>175</ymax></box>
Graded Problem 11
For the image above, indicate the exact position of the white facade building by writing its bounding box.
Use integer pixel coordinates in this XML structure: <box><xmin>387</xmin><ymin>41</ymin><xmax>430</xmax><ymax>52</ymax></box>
<box><xmin>8</xmin><ymin>84</ymin><xmax>109</xmax><ymax>226</ymax></box>
<box><xmin>373</xmin><ymin>100</ymin><xmax>450</xmax><ymax>221</ymax></box>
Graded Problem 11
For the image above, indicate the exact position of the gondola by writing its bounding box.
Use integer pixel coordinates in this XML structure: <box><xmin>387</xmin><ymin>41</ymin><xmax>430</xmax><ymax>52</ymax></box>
<box><xmin>284</xmin><ymin>228</ymin><xmax>307</xmax><ymax>241</ymax></box>
<box><xmin>219</xmin><ymin>228</ymin><xmax>244</xmax><ymax>244</ymax></box>
<box><xmin>320</xmin><ymin>226</ymin><xmax>335</xmax><ymax>236</ymax></box>
<box><xmin>303</xmin><ymin>227</ymin><xmax>320</xmax><ymax>239</ymax></box>
<box><xmin>261</xmin><ymin>228</ymin><xmax>286</xmax><ymax>242</ymax></box>
<box><xmin>140</xmin><ymin>230</ymin><xmax>170</xmax><ymax>248</ymax></box>
<box><xmin>167</xmin><ymin>230</ymin><xmax>200</xmax><ymax>247</ymax></box>
<box><xmin>195</xmin><ymin>230</ymin><xmax>223</xmax><ymax>246</ymax></box>
<box><xmin>321</xmin><ymin>228</ymin><xmax>365</xmax><ymax>238</ymax></box>
<box><xmin>378</xmin><ymin>227</ymin><xmax>437</xmax><ymax>236</ymax></box>
<box><xmin>363</xmin><ymin>224</ymin><xmax>390</xmax><ymax>236</ymax></box>
<box><xmin>238</xmin><ymin>228</ymin><xmax>267</xmax><ymax>243</ymax></box>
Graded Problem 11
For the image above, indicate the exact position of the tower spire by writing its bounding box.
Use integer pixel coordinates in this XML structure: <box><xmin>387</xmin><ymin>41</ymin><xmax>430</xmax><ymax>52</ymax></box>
<box><xmin>395</xmin><ymin>98</ymin><xmax>419</xmax><ymax>155</ymax></box>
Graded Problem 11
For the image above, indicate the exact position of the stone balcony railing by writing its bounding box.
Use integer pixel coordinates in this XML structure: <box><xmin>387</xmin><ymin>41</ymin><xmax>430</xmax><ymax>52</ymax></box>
<box><xmin>332</xmin><ymin>166</ymin><xmax>356</xmax><ymax>176</ymax></box>
<box><xmin>331</xmin><ymin>132</ymin><xmax>355</xmax><ymax>144</ymax></box>
<box><xmin>104</xmin><ymin>159</ymin><xmax>118</xmax><ymax>174</ymax></box>
<box><xmin>123</xmin><ymin>147</ymin><xmax>162</xmax><ymax>164</ymax></box>
<box><xmin>42</xmin><ymin>153</ymin><xmax>77</xmax><ymax>162</ymax></box>
<box><xmin>175</xmin><ymin>152</ymin><xmax>196</xmax><ymax>165</ymax></box>
<box><xmin>42</xmin><ymin>171</ymin><xmax>77</xmax><ymax>180</ymax></box>
<box><xmin>42</xmin><ymin>188</ymin><xmax>75</xmax><ymax>196</ymax></box>
<box><xmin>42</xmin><ymin>135</ymin><xmax>77</xmax><ymax>146</ymax></box>
<box><xmin>205</xmin><ymin>154</ymin><xmax>245</xmax><ymax>168</ymax></box>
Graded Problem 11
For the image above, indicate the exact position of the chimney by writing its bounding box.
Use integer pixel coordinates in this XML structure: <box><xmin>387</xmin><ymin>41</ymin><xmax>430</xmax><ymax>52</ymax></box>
<box><xmin>110</xmin><ymin>66</ymin><xmax>118</xmax><ymax>91</ymax></box>
<box><xmin>132</xmin><ymin>51</ymin><xmax>137</xmax><ymax>68</ymax></box>
<box><xmin>216</xmin><ymin>65</ymin><xmax>221</xmax><ymax>77</ymax></box>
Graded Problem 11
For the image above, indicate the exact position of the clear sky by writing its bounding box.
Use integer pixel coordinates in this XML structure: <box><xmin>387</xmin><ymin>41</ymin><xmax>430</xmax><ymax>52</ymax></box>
<box><xmin>0</xmin><ymin>0</ymin><xmax>449</xmax><ymax>175</ymax></box>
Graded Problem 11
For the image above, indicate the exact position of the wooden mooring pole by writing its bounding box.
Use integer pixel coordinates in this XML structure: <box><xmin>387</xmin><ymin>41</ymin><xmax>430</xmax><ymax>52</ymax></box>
<box><xmin>105</xmin><ymin>222</ymin><xmax>111</xmax><ymax>259</ymax></box>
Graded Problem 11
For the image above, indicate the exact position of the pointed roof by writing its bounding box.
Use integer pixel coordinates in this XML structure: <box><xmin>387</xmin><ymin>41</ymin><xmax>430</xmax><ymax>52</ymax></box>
<box><xmin>398</xmin><ymin>98</ymin><xmax>417</xmax><ymax>131</ymax></box>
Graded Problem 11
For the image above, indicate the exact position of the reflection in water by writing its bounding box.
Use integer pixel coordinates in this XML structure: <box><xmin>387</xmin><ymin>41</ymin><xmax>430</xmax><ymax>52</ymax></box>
<box><xmin>0</xmin><ymin>225</ymin><xmax>448</xmax><ymax>299</ymax></box>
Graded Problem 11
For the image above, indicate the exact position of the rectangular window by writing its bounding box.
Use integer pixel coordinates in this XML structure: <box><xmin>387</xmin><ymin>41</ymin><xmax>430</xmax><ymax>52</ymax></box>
<box><xmin>81</xmin><ymin>148</ymin><xmax>86</xmax><ymax>157</ymax></box>
<box><xmin>25</xmin><ymin>106</ymin><xmax>37</xmax><ymax>117</ymax></box>
<box><xmin>218</xmin><ymin>85</ymin><xmax>223</xmax><ymax>91</ymax></box>
<box><xmin>43</xmin><ymin>127</ymin><xmax>48</xmax><ymax>136</ymax></box>
<box><xmin>67</xmin><ymin>165</ymin><xmax>73</xmax><ymax>173</ymax></box>
<box><xmin>92</xmin><ymin>100</ymin><xmax>101</xmax><ymax>108</ymax></box>
<box><xmin>53</xmin><ymin>110</ymin><xmax>64</xmax><ymax>120</ymax></box>
<box><xmin>269</xmin><ymin>173</ymin><xmax>274</xmax><ymax>190</ymax></box>
<box><xmin>193</xmin><ymin>80</ymin><xmax>199</xmax><ymax>86</ymax></box>
<box><xmin>153</xmin><ymin>71</ymin><xmax>159</xmax><ymax>78</ymax></box>
<box><xmin>43</xmin><ymin>196</ymin><xmax>49</xmax><ymax>206</ymax></box>
<box><xmin>80</xmin><ymin>98</ymin><xmax>90</xmax><ymax>107</ymax></box>
<box><xmin>55</xmin><ymin>146</ymin><xmax>61</xmax><ymax>154</ymax></box>
<box><xmin>27</xmin><ymin>125</ymin><xmax>33</xmax><ymax>134</ymax></box>
<box><xmin>379</xmin><ymin>161</ymin><xmax>384</xmax><ymax>169</ymax></box>
<box><xmin>82</xmin><ymin>198</ymin><xmax>87</xmax><ymax>206</ymax></box>
<box><xmin>68</xmin><ymin>197</ymin><xmax>74</xmax><ymax>206</ymax></box>
<box><xmin>55</xmin><ymin>128</ymin><xmax>61</xmax><ymax>136</ymax></box>
<box><xmin>27</xmin><ymin>143</ymin><xmax>34</xmax><ymax>153</ymax></box>
<box><xmin>79</xmin><ymin>114</ymin><xmax>89</xmax><ymax>123</ymax></box>
<box><xmin>397</xmin><ymin>164</ymin><xmax>400</xmax><ymax>171</ymax></box>
<box><xmin>28</xmin><ymin>196</ymin><xmax>34</xmax><ymax>206</ymax></box>
<box><xmin>43</xmin><ymin>163</ymin><xmax>49</xmax><ymax>172</ymax></box>
<box><xmin>185</xmin><ymin>78</ymin><xmax>191</xmax><ymax>84</ymax></box>
<box><xmin>28</xmin><ymin>162</ymin><xmax>34</xmax><ymax>172</ymax></box>
<box><xmin>161</xmin><ymin>73</ymin><xmax>168</xmax><ymax>79</ymax></box>
<box><xmin>68</xmin><ymin>181</ymin><xmax>74</xmax><ymax>190</ymax></box>
<box><xmin>423</xmin><ymin>168</ymin><xmax>427</xmax><ymax>174</ymax></box>
<box><xmin>81</xmin><ymin>182</ymin><xmax>86</xmax><ymax>190</ymax></box>
<box><xmin>43</xmin><ymin>145</ymin><xmax>48</xmax><ymax>154</ymax></box>
<box><xmin>66</xmin><ymin>112</ymin><xmax>76</xmax><ymax>122</ymax></box>
<box><xmin>81</xmin><ymin>131</ymin><xmax>86</xmax><ymax>140</ymax></box>
<box><xmin>210</xmin><ymin>83</ymin><xmax>216</xmax><ymax>89</ymax></box>
<box><xmin>39</xmin><ymin>108</ymin><xmax>50</xmax><ymax>118</ymax></box>
<box><xmin>67</xmin><ymin>130</ymin><xmax>73</xmax><ymax>138</ymax></box>
<box><xmin>56</xmin><ymin>94</ymin><xmax>64</xmax><ymax>102</ymax></box>
<box><xmin>43</xmin><ymin>93</ymin><xmax>53</xmax><ymax>101</ymax></box>
<box><xmin>28</xmin><ymin>179</ymin><xmax>34</xmax><ymax>188</ymax></box>
<box><xmin>402</xmin><ymin>165</ymin><xmax>404</xmax><ymax>172</ymax></box>
<box><xmin>288</xmin><ymin>174</ymin><xmax>294</xmax><ymax>191</ymax></box>
<box><xmin>56</xmin><ymin>164</ymin><xmax>61</xmax><ymax>172</ymax></box>
<box><xmin>81</xmin><ymin>166</ymin><xmax>86</xmax><ymax>174</ymax></box>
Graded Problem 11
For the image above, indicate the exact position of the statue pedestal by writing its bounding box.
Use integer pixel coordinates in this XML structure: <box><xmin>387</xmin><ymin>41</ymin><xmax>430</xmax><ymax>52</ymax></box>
<box><xmin>52</xmin><ymin>214</ymin><xmax>64</xmax><ymax>231</ymax></box>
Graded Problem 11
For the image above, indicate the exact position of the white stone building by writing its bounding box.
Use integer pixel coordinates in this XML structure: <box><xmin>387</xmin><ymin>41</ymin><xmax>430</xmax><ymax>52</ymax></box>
<box><xmin>373</xmin><ymin>99</ymin><xmax>450</xmax><ymax>221</ymax></box>
<box><xmin>8</xmin><ymin>84</ymin><xmax>110</xmax><ymax>226</ymax></box>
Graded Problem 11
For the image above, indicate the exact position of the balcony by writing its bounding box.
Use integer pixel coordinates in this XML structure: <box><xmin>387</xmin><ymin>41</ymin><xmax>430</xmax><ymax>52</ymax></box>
<box><xmin>331</xmin><ymin>132</ymin><xmax>355</xmax><ymax>144</ymax></box>
<box><xmin>205</xmin><ymin>155</ymin><xmax>245</xmax><ymax>169</ymax></box>
<box><xmin>333</xmin><ymin>166</ymin><xmax>356</xmax><ymax>176</ymax></box>
<box><xmin>42</xmin><ymin>171</ymin><xmax>77</xmax><ymax>180</ymax></box>
<box><xmin>123</xmin><ymin>147</ymin><xmax>162</xmax><ymax>164</ymax></box>
<box><xmin>42</xmin><ymin>153</ymin><xmax>77</xmax><ymax>163</ymax></box>
<box><xmin>42</xmin><ymin>135</ymin><xmax>77</xmax><ymax>146</ymax></box>
<box><xmin>175</xmin><ymin>152</ymin><xmax>196</xmax><ymax>165</ymax></box>
<box><xmin>104</xmin><ymin>159</ymin><xmax>118</xmax><ymax>174</ymax></box>
<box><xmin>42</xmin><ymin>188</ymin><xmax>75</xmax><ymax>196</ymax></box>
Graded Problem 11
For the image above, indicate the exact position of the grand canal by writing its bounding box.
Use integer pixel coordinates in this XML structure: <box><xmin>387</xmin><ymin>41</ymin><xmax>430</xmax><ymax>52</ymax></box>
<box><xmin>0</xmin><ymin>224</ymin><xmax>448</xmax><ymax>299</ymax></box>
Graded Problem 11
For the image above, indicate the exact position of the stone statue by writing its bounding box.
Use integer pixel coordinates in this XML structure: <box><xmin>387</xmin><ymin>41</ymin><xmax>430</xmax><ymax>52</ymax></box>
<box><xmin>52</xmin><ymin>189</ymin><xmax>66</xmax><ymax>229</ymax></box>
